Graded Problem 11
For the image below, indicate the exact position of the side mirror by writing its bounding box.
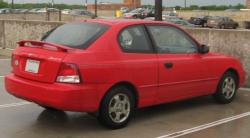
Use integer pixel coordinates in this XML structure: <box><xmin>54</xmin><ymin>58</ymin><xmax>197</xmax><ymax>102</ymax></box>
<box><xmin>200</xmin><ymin>44</ymin><xmax>210</xmax><ymax>54</ymax></box>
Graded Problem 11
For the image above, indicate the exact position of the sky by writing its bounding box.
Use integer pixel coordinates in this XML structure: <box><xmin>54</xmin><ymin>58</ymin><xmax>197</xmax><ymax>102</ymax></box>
<box><xmin>4</xmin><ymin>0</ymin><xmax>246</xmax><ymax>7</ymax></box>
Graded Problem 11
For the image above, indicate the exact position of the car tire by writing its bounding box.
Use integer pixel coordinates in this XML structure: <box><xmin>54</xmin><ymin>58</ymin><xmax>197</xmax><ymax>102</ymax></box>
<box><xmin>213</xmin><ymin>72</ymin><xmax>238</xmax><ymax>104</ymax></box>
<box><xmin>98</xmin><ymin>86</ymin><xmax>135</xmax><ymax>129</ymax></box>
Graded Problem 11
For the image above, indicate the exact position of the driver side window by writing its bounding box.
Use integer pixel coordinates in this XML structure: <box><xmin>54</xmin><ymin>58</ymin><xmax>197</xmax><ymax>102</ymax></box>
<box><xmin>147</xmin><ymin>25</ymin><xmax>198</xmax><ymax>54</ymax></box>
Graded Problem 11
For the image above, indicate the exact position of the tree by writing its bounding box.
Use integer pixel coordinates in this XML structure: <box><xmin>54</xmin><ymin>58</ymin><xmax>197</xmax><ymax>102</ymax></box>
<box><xmin>189</xmin><ymin>5</ymin><xmax>199</xmax><ymax>10</ymax></box>
<box><xmin>0</xmin><ymin>0</ymin><xmax>8</xmax><ymax>8</ymax></box>
<box><xmin>175</xmin><ymin>6</ymin><xmax>181</xmax><ymax>10</ymax></box>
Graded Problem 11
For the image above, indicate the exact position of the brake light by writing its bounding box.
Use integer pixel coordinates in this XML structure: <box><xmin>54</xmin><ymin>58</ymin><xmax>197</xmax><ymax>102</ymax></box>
<box><xmin>56</xmin><ymin>63</ymin><xmax>81</xmax><ymax>84</ymax></box>
<box><xmin>11</xmin><ymin>54</ymin><xmax>18</xmax><ymax>68</ymax></box>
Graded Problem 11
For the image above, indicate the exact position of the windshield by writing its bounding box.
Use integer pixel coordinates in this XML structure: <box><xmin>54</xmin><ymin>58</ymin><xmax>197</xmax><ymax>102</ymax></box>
<box><xmin>42</xmin><ymin>22</ymin><xmax>109</xmax><ymax>49</ymax></box>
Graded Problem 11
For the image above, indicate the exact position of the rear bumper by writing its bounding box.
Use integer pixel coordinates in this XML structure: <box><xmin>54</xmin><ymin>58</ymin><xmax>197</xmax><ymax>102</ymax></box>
<box><xmin>5</xmin><ymin>73</ymin><xmax>99</xmax><ymax>112</ymax></box>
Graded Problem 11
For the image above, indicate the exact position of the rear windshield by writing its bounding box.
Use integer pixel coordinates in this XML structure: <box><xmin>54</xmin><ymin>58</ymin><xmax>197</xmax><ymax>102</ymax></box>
<box><xmin>42</xmin><ymin>22</ymin><xmax>109</xmax><ymax>49</ymax></box>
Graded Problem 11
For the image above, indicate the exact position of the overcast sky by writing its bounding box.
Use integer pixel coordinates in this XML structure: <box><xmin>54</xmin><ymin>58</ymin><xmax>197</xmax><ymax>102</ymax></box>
<box><xmin>4</xmin><ymin>0</ymin><xmax>246</xmax><ymax>7</ymax></box>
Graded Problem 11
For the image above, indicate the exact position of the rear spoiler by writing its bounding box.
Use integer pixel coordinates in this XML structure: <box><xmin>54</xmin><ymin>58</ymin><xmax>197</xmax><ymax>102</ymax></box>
<box><xmin>18</xmin><ymin>40</ymin><xmax>72</xmax><ymax>52</ymax></box>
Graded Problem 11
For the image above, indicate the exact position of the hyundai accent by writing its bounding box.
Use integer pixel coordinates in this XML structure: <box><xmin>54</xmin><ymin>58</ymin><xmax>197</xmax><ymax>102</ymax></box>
<box><xmin>5</xmin><ymin>19</ymin><xmax>245</xmax><ymax>129</ymax></box>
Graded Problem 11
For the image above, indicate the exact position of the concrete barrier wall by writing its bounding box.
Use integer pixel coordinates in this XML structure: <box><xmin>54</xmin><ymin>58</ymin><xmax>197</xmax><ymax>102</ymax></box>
<box><xmin>0</xmin><ymin>20</ymin><xmax>249</xmax><ymax>87</ymax></box>
<box><xmin>178</xmin><ymin>11</ymin><xmax>250</xmax><ymax>22</ymax></box>
<box><xmin>2</xmin><ymin>20</ymin><xmax>63</xmax><ymax>49</ymax></box>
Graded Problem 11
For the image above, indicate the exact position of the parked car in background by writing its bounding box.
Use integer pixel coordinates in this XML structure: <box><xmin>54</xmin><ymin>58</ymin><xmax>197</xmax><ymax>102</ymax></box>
<box><xmin>11</xmin><ymin>9</ymin><xmax>21</xmax><ymax>14</ymax></box>
<box><xmin>70</xmin><ymin>9</ymin><xmax>95</xmax><ymax>18</ymax></box>
<box><xmin>18</xmin><ymin>9</ymin><xmax>29</xmax><ymax>13</ymax></box>
<box><xmin>120</xmin><ymin>7</ymin><xmax>130</xmax><ymax>13</ymax></box>
<box><xmin>207</xmin><ymin>16</ymin><xmax>239</xmax><ymax>29</ymax></box>
<box><xmin>123</xmin><ymin>8</ymin><xmax>145</xmax><ymax>19</ymax></box>
<box><xmin>168</xmin><ymin>19</ymin><xmax>197</xmax><ymax>28</ymax></box>
<box><xmin>189</xmin><ymin>16</ymin><xmax>212</xmax><ymax>27</ymax></box>
<box><xmin>140</xmin><ymin>9</ymin><xmax>155</xmax><ymax>19</ymax></box>
<box><xmin>164</xmin><ymin>16</ymin><xmax>183</xmax><ymax>21</ymax></box>
<box><xmin>5</xmin><ymin>19</ymin><xmax>245</xmax><ymax>129</ymax></box>
<box><xmin>0</xmin><ymin>8</ymin><xmax>11</xmax><ymax>14</ymax></box>
<box><xmin>47</xmin><ymin>8</ymin><xmax>59</xmax><ymax>12</ymax></box>
<box><xmin>28</xmin><ymin>8</ymin><xmax>41</xmax><ymax>13</ymax></box>
<box><xmin>62</xmin><ymin>9</ymin><xmax>71</xmax><ymax>15</ymax></box>
<box><xmin>36</xmin><ymin>8</ymin><xmax>47</xmax><ymax>13</ymax></box>
<box><xmin>162</xmin><ymin>12</ymin><xmax>177</xmax><ymax>17</ymax></box>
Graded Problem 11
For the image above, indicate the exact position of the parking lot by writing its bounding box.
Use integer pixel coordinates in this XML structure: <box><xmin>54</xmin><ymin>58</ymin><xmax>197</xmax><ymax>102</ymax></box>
<box><xmin>0</xmin><ymin>56</ymin><xmax>249</xmax><ymax>138</ymax></box>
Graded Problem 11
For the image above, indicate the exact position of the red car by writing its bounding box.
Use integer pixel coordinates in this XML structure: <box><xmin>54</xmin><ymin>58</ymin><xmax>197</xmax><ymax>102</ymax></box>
<box><xmin>5</xmin><ymin>19</ymin><xmax>245</xmax><ymax>129</ymax></box>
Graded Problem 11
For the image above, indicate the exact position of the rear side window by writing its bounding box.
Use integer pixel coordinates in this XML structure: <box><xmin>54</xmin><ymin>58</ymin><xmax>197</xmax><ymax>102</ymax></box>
<box><xmin>42</xmin><ymin>22</ymin><xmax>109</xmax><ymax>49</ymax></box>
<box><xmin>118</xmin><ymin>25</ymin><xmax>153</xmax><ymax>53</ymax></box>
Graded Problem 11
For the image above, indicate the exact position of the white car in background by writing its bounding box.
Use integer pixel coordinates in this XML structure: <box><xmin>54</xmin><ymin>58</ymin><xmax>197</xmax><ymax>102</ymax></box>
<box><xmin>62</xmin><ymin>9</ymin><xmax>71</xmax><ymax>14</ymax></box>
<box><xmin>36</xmin><ymin>8</ymin><xmax>47</xmax><ymax>13</ymax></box>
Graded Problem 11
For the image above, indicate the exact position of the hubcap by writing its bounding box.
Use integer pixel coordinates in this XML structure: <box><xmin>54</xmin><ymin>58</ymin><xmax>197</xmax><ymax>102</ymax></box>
<box><xmin>108</xmin><ymin>93</ymin><xmax>130</xmax><ymax>123</ymax></box>
<box><xmin>222</xmin><ymin>77</ymin><xmax>236</xmax><ymax>99</ymax></box>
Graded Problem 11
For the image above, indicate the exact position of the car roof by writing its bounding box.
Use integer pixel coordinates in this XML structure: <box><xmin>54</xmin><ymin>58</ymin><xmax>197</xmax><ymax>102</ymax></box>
<box><xmin>83</xmin><ymin>19</ymin><xmax>170</xmax><ymax>26</ymax></box>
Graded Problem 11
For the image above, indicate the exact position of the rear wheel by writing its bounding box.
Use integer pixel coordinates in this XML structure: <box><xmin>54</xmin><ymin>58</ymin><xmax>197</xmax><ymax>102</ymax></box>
<box><xmin>213</xmin><ymin>72</ymin><xmax>238</xmax><ymax>104</ymax></box>
<box><xmin>98</xmin><ymin>86</ymin><xmax>135</xmax><ymax>129</ymax></box>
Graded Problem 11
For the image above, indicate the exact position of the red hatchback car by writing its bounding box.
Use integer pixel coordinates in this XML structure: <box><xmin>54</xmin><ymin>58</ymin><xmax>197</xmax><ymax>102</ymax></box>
<box><xmin>5</xmin><ymin>19</ymin><xmax>245</xmax><ymax>129</ymax></box>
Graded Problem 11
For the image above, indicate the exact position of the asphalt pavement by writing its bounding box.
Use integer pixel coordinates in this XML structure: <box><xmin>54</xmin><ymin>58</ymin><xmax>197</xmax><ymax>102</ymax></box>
<box><xmin>0</xmin><ymin>56</ymin><xmax>250</xmax><ymax>138</ymax></box>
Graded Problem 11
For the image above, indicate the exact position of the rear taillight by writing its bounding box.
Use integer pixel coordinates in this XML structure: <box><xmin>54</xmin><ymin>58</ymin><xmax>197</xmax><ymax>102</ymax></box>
<box><xmin>56</xmin><ymin>63</ymin><xmax>81</xmax><ymax>84</ymax></box>
<box><xmin>11</xmin><ymin>54</ymin><xmax>18</xmax><ymax>68</ymax></box>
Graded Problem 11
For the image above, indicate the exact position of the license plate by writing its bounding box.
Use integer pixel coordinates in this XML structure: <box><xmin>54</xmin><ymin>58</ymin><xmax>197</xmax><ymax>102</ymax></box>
<box><xmin>25</xmin><ymin>59</ymin><xmax>40</xmax><ymax>74</ymax></box>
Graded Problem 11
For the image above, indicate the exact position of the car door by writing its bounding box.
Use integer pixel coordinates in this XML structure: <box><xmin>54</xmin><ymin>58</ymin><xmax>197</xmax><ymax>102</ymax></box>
<box><xmin>117</xmin><ymin>25</ymin><xmax>158</xmax><ymax>107</ymax></box>
<box><xmin>146</xmin><ymin>25</ymin><xmax>213</xmax><ymax>103</ymax></box>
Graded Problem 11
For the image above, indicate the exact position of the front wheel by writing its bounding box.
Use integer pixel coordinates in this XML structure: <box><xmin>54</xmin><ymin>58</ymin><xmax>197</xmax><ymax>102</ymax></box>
<box><xmin>98</xmin><ymin>86</ymin><xmax>135</xmax><ymax>129</ymax></box>
<box><xmin>213</xmin><ymin>72</ymin><xmax>238</xmax><ymax>104</ymax></box>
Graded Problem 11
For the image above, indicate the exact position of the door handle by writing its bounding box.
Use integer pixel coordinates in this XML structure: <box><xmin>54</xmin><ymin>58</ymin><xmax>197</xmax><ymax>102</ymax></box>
<box><xmin>164</xmin><ymin>63</ymin><xmax>173</xmax><ymax>69</ymax></box>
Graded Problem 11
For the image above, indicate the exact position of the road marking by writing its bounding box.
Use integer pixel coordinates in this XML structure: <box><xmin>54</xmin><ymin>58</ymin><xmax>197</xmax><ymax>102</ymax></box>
<box><xmin>156</xmin><ymin>112</ymin><xmax>250</xmax><ymax>138</ymax></box>
<box><xmin>240</xmin><ymin>88</ymin><xmax>250</xmax><ymax>91</ymax></box>
<box><xmin>0</xmin><ymin>102</ymin><xmax>31</xmax><ymax>109</ymax></box>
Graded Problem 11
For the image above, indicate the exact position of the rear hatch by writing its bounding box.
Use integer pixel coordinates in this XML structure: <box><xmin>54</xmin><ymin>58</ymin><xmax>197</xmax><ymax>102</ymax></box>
<box><xmin>12</xmin><ymin>40</ymin><xmax>71</xmax><ymax>83</ymax></box>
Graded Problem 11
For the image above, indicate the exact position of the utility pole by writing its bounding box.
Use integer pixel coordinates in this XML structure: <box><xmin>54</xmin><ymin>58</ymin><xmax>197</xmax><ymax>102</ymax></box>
<box><xmin>94</xmin><ymin>0</ymin><xmax>97</xmax><ymax>17</ymax></box>
<box><xmin>11</xmin><ymin>0</ymin><xmax>14</xmax><ymax>9</ymax></box>
<box><xmin>51</xmin><ymin>0</ymin><xmax>54</xmax><ymax>8</ymax></box>
<box><xmin>184</xmin><ymin>0</ymin><xmax>187</xmax><ymax>8</ymax></box>
<box><xmin>155</xmin><ymin>0</ymin><xmax>162</xmax><ymax>21</ymax></box>
<box><xmin>84</xmin><ymin>0</ymin><xmax>88</xmax><ymax>9</ymax></box>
